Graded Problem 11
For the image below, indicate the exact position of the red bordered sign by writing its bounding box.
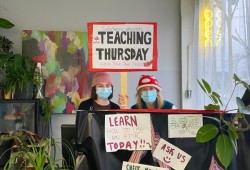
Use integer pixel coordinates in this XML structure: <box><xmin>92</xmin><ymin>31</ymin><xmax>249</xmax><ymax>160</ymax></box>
<box><xmin>88</xmin><ymin>22</ymin><xmax>158</xmax><ymax>72</ymax></box>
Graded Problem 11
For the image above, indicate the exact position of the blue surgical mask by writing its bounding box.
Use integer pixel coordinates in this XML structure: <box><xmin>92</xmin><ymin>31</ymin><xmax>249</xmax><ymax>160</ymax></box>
<box><xmin>141</xmin><ymin>90</ymin><xmax>157</xmax><ymax>103</ymax></box>
<box><xmin>96</xmin><ymin>88</ymin><xmax>112</xmax><ymax>99</ymax></box>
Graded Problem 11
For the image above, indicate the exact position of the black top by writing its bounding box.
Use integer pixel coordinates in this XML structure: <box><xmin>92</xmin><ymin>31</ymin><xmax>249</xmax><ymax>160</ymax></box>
<box><xmin>78</xmin><ymin>98</ymin><xmax>120</xmax><ymax>111</ymax></box>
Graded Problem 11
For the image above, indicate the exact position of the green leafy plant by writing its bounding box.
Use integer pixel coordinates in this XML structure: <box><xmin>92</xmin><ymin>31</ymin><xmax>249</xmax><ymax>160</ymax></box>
<box><xmin>0</xmin><ymin>52</ymin><xmax>36</xmax><ymax>95</ymax></box>
<box><xmin>39</xmin><ymin>97</ymin><xmax>54</xmax><ymax>122</ymax></box>
<box><xmin>0</xmin><ymin>130</ymin><xmax>75</xmax><ymax>170</ymax></box>
<box><xmin>0</xmin><ymin>36</ymin><xmax>13</xmax><ymax>54</ymax></box>
<box><xmin>196</xmin><ymin>74</ymin><xmax>250</xmax><ymax>169</ymax></box>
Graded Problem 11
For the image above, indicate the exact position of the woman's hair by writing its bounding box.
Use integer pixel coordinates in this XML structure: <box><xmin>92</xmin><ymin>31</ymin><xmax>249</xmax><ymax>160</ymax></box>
<box><xmin>135</xmin><ymin>88</ymin><xmax>164</xmax><ymax>109</ymax></box>
<box><xmin>90</xmin><ymin>86</ymin><xmax>114</xmax><ymax>100</ymax></box>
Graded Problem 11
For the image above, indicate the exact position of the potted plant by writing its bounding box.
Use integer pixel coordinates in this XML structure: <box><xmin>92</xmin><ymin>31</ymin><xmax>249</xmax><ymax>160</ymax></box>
<box><xmin>196</xmin><ymin>74</ymin><xmax>250</xmax><ymax>169</ymax></box>
<box><xmin>0</xmin><ymin>52</ymin><xmax>37</xmax><ymax>99</ymax></box>
<box><xmin>0</xmin><ymin>130</ymin><xmax>75</xmax><ymax>170</ymax></box>
<box><xmin>38</xmin><ymin>97</ymin><xmax>54</xmax><ymax>137</ymax></box>
<box><xmin>0</xmin><ymin>18</ymin><xmax>37</xmax><ymax>99</ymax></box>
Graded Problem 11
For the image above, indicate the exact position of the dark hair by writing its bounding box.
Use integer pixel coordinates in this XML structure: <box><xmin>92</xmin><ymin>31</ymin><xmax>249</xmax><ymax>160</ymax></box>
<box><xmin>90</xmin><ymin>86</ymin><xmax>114</xmax><ymax>100</ymax></box>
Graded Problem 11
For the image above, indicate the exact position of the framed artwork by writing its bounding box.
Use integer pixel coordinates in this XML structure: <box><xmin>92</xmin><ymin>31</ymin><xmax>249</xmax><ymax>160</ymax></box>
<box><xmin>22</xmin><ymin>30</ymin><xmax>94</xmax><ymax>114</ymax></box>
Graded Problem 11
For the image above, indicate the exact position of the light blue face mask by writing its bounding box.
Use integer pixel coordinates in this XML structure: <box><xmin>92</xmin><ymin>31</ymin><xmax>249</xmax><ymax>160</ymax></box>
<box><xmin>96</xmin><ymin>88</ymin><xmax>112</xmax><ymax>99</ymax></box>
<box><xmin>141</xmin><ymin>90</ymin><xmax>157</xmax><ymax>103</ymax></box>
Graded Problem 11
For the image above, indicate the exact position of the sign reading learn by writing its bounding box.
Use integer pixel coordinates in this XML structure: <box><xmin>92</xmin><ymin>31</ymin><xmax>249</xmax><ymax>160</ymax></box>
<box><xmin>105</xmin><ymin>113</ymin><xmax>151</xmax><ymax>152</ymax></box>
<box><xmin>88</xmin><ymin>22</ymin><xmax>158</xmax><ymax>71</ymax></box>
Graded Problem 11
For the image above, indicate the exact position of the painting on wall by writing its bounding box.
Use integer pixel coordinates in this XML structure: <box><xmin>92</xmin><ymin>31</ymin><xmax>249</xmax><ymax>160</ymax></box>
<box><xmin>22</xmin><ymin>30</ymin><xmax>94</xmax><ymax>114</ymax></box>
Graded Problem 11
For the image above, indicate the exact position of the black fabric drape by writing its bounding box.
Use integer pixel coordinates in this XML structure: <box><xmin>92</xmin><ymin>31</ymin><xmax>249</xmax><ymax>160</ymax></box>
<box><xmin>75</xmin><ymin>110</ymin><xmax>250</xmax><ymax>170</ymax></box>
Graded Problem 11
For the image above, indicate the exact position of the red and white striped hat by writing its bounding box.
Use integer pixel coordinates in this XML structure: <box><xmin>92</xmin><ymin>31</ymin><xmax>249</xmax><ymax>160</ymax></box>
<box><xmin>136</xmin><ymin>75</ymin><xmax>162</xmax><ymax>91</ymax></box>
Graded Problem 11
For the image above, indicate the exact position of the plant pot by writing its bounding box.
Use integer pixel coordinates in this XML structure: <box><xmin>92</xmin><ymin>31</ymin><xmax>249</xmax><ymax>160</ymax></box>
<box><xmin>4</xmin><ymin>90</ymin><xmax>12</xmax><ymax>99</ymax></box>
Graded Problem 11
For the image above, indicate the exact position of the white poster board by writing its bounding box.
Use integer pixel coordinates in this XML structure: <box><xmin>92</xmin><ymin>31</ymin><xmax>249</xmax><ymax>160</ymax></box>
<box><xmin>88</xmin><ymin>22</ymin><xmax>158</xmax><ymax>71</ymax></box>
<box><xmin>122</xmin><ymin>161</ymin><xmax>168</xmax><ymax>170</ymax></box>
<box><xmin>105</xmin><ymin>113</ymin><xmax>151</xmax><ymax>152</ymax></box>
<box><xmin>168</xmin><ymin>114</ymin><xmax>203</xmax><ymax>138</ymax></box>
<box><xmin>153</xmin><ymin>138</ymin><xmax>191</xmax><ymax>170</ymax></box>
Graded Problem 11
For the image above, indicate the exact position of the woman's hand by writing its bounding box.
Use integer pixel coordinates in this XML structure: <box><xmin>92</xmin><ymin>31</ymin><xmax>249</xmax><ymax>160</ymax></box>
<box><xmin>118</xmin><ymin>94</ymin><xmax>129</xmax><ymax>109</ymax></box>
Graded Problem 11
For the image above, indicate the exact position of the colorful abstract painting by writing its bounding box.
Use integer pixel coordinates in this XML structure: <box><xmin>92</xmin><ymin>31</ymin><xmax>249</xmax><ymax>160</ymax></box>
<box><xmin>22</xmin><ymin>30</ymin><xmax>94</xmax><ymax>114</ymax></box>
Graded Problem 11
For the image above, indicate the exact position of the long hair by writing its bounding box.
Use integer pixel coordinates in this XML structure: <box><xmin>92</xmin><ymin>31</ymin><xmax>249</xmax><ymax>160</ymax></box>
<box><xmin>135</xmin><ymin>88</ymin><xmax>164</xmax><ymax>109</ymax></box>
<box><xmin>90</xmin><ymin>86</ymin><xmax>114</xmax><ymax>100</ymax></box>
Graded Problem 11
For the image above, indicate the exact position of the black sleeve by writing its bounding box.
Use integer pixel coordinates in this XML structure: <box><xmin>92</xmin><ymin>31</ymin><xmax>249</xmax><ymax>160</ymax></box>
<box><xmin>78</xmin><ymin>99</ymin><xmax>92</xmax><ymax>110</ymax></box>
<box><xmin>110</xmin><ymin>101</ymin><xmax>120</xmax><ymax>109</ymax></box>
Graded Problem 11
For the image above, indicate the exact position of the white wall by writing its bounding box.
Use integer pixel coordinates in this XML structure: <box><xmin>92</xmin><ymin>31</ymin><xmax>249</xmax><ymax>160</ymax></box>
<box><xmin>181</xmin><ymin>0</ymin><xmax>196</xmax><ymax>108</ymax></box>
<box><xmin>1</xmin><ymin>0</ymin><xmax>181</xmax><ymax>161</ymax></box>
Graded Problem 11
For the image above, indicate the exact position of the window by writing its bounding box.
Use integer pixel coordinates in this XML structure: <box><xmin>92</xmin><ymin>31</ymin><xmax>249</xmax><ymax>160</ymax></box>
<box><xmin>192</xmin><ymin>0</ymin><xmax>250</xmax><ymax>110</ymax></box>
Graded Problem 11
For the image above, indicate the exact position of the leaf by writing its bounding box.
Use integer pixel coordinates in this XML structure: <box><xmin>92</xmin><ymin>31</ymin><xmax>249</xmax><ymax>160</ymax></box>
<box><xmin>228</xmin><ymin>125</ymin><xmax>238</xmax><ymax>155</ymax></box>
<box><xmin>237</xmin><ymin>97</ymin><xmax>245</xmax><ymax>110</ymax></box>
<box><xmin>196</xmin><ymin>124</ymin><xmax>219</xmax><ymax>143</ymax></box>
<box><xmin>230</xmin><ymin>139</ymin><xmax>238</xmax><ymax>155</ymax></box>
<box><xmin>241</xmin><ymin>107</ymin><xmax>250</xmax><ymax>115</ymax></box>
<box><xmin>204</xmin><ymin>104</ymin><xmax>220</xmax><ymax>110</ymax></box>
<box><xmin>216</xmin><ymin>134</ymin><xmax>233</xmax><ymax>169</ymax></box>
<box><xmin>211</xmin><ymin>95</ymin><xmax>219</xmax><ymax>104</ymax></box>
<box><xmin>0</xmin><ymin>18</ymin><xmax>15</xmax><ymax>29</ymax></box>
<box><xmin>203</xmin><ymin>116</ymin><xmax>221</xmax><ymax>124</ymax></box>
<box><xmin>212</xmin><ymin>91</ymin><xmax>223</xmax><ymax>106</ymax></box>
<box><xmin>242</xmin><ymin>81</ymin><xmax>249</xmax><ymax>89</ymax></box>
<box><xmin>197</xmin><ymin>79</ymin><xmax>207</xmax><ymax>94</ymax></box>
<box><xmin>233</xmin><ymin>73</ymin><xmax>241</xmax><ymax>82</ymax></box>
<box><xmin>228</xmin><ymin>124</ymin><xmax>238</xmax><ymax>140</ymax></box>
<box><xmin>236</xmin><ymin>97</ymin><xmax>250</xmax><ymax>115</ymax></box>
<box><xmin>211</xmin><ymin>91</ymin><xmax>221</xmax><ymax>99</ymax></box>
<box><xmin>202</xmin><ymin>79</ymin><xmax>212</xmax><ymax>93</ymax></box>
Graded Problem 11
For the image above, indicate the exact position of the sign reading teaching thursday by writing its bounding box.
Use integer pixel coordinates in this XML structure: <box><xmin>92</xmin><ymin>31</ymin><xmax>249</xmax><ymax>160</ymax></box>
<box><xmin>88</xmin><ymin>22</ymin><xmax>158</xmax><ymax>72</ymax></box>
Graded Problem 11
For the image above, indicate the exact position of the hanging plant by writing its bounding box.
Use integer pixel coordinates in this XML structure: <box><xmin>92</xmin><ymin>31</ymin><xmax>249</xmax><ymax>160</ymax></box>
<box><xmin>39</xmin><ymin>97</ymin><xmax>54</xmax><ymax>123</ymax></box>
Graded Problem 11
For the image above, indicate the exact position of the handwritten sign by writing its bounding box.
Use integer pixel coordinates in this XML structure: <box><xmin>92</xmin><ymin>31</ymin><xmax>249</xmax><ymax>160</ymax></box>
<box><xmin>122</xmin><ymin>161</ymin><xmax>168</xmax><ymax>170</ymax></box>
<box><xmin>153</xmin><ymin>138</ymin><xmax>191</xmax><ymax>170</ymax></box>
<box><xmin>88</xmin><ymin>22</ymin><xmax>158</xmax><ymax>71</ymax></box>
<box><xmin>168</xmin><ymin>114</ymin><xmax>203</xmax><ymax>138</ymax></box>
<box><xmin>105</xmin><ymin>113</ymin><xmax>151</xmax><ymax>152</ymax></box>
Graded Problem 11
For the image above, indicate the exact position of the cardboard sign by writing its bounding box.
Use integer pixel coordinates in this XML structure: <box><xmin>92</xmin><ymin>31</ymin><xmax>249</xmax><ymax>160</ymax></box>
<box><xmin>105</xmin><ymin>113</ymin><xmax>151</xmax><ymax>152</ymax></box>
<box><xmin>88</xmin><ymin>22</ymin><xmax>158</xmax><ymax>71</ymax></box>
<box><xmin>122</xmin><ymin>161</ymin><xmax>168</xmax><ymax>170</ymax></box>
<box><xmin>153</xmin><ymin>138</ymin><xmax>191</xmax><ymax>170</ymax></box>
<box><xmin>168</xmin><ymin>114</ymin><xmax>203</xmax><ymax>138</ymax></box>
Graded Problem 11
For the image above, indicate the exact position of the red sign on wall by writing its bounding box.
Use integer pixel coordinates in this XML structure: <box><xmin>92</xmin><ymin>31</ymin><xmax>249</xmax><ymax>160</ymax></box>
<box><xmin>88</xmin><ymin>22</ymin><xmax>158</xmax><ymax>72</ymax></box>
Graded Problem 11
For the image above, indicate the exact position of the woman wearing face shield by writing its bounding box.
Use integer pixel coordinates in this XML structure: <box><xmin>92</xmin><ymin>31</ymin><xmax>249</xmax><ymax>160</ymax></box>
<box><xmin>131</xmin><ymin>75</ymin><xmax>176</xmax><ymax>109</ymax></box>
<box><xmin>78</xmin><ymin>72</ymin><xmax>120</xmax><ymax>111</ymax></box>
